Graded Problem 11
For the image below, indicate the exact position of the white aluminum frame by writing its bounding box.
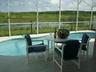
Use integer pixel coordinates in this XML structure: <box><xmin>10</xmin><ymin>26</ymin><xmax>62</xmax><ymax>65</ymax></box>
<box><xmin>4</xmin><ymin>0</ymin><xmax>95</xmax><ymax>36</ymax></box>
<box><xmin>53</xmin><ymin>42</ymin><xmax>80</xmax><ymax>72</ymax></box>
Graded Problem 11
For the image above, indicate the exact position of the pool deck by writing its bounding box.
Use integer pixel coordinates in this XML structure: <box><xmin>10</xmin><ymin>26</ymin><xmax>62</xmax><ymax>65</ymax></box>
<box><xmin>0</xmin><ymin>30</ymin><xmax>95</xmax><ymax>57</ymax></box>
<box><xmin>0</xmin><ymin>33</ymin><xmax>49</xmax><ymax>42</ymax></box>
<box><xmin>0</xmin><ymin>30</ymin><xmax>96</xmax><ymax>72</ymax></box>
<box><xmin>0</xmin><ymin>30</ymin><xmax>95</xmax><ymax>42</ymax></box>
<box><xmin>0</xmin><ymin>41</ymin><xmax>96</xmax><ymax>72</ymax></box>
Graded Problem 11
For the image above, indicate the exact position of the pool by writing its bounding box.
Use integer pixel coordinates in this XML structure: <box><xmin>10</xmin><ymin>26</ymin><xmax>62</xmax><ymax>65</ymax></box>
<box><xmin>68</xmin><ymin>31</ymin><xmax>96</xmax><ymax>40</ymax></box>
<box><xmin>0</xmin><ymin>36</ymin><xmax>48</xmax><ymax>56</ymax></box>
<box><xmin>0</xmin><ymin>38</ymin><xmax>26</xmax><ymax>56</ymax></box>
<box><xmin>0</xmin><ymin>31</ymin><xmax>96</xmax><ymax>56</ymax></box>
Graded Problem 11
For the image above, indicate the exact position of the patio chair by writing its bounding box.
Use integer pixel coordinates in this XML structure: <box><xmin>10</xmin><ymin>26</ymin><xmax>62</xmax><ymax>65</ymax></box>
<box><xmin>80</xmin><ymin>33</ymin><xmax>89</xmax><ymax>56</ymax></box>
<box><xmin>54</xmin><ymin>40</ymin><xmax>80</xmax><ymax>72</ymax></box>
<box><xmin>25</xmin><ymin>34</ymin><xmax>48</xmax><ymax>63</ymax></box>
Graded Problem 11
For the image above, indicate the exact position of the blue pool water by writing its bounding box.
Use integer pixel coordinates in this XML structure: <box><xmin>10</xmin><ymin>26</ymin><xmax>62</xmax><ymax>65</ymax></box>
<box><xmin>0</xmin><ymin>31</ymin><xmax>96</xmax><ymax>56</ymax></box>
<box><xmin>68</xmin><ymin>31</ymin><xmax>96</xmax><ymax>40</ymax></box>
<box><xmin>0</xmin><ymin>37</ymin><xmax>49</xmax><ymax>56</ymax></box>
<box><xmin>0</xmin><ymin>38</ymin><xmax>26</xmax><ymax>56</ymax></box>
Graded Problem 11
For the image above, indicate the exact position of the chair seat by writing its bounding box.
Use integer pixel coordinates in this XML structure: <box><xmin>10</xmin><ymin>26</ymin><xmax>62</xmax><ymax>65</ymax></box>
<box><xmin>55</xmin><ymin>40</ymin><xmax>80</xmax><ymax>60</ymax></box>
<box><xmin>28</xmin><ymin>45</ymin><xmax>46</xmax><ymax>53</ymax></box>
<box><xmin>81</xmin><ymin>33</ymin><xmax>89</xmax><ymax>51</ymax></box>
<box><xmin>25</xmin><ymin>34</ymin><xmax>48</xmax><ymax>63</ymax></box>
<box><xmin>55</xmin><ymin>48</ymin><xmax>78</xmax><ymax>60</ymax></box>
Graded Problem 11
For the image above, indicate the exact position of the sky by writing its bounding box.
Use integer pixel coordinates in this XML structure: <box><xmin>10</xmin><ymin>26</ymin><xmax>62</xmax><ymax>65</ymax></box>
<box><xmin>0</xmin><ymin>0</ymin><xmax>96</xmax><ymax>12</ymax></box>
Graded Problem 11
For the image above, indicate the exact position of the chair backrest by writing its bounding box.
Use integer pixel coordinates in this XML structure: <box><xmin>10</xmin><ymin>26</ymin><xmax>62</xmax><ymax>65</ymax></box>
<box><xmin>81</xmin><ymin>33</ymin><xmax>89</xmax><ymax>50</ymax></box>
<box><xmin>25</xmin><ymin>34</ymin><xmax>32</xmax><ymax>46</ymax></box>
<box><xmin>63</xmin><ymin>40</ymin><xmax>80</xmax><ymax>60</ymax></box>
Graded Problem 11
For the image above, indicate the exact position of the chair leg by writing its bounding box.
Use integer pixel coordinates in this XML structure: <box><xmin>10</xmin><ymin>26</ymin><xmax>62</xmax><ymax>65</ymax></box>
<box><xmin>53</xmin><ymin>45</ymin><xmax>55</xmax><ymax>63</ymax></box>
<box><xmin>77</xmin><ymin>59</ymin><xmax>80</xmax><ymax>69</ymax></box>
<box><xmin>60</xmin><ymin>63</ymin><xmax>63</xmax><ymax>72</ymax></box>
<box><xmin>60</xmin><ymin>52</ymin><xmax>63</xmax><ymax>72</ymax></box>
<box><xmin>44</xmin><ymin>50</ymin><xmax>48</xmax><ymax>62</ymax></box>
<box><xmin>72</xmin><ymin>59</ymin><xmax>80</xmax><ymax>70</ymax></box>
<box><xmin>45</xmin><ymin>46</ymin><xmax>49</xmax><ymax>62</ymax></box>
<box><xmin>27</xmin><ymin>54</ymin><xmax>29</xmax><ymax>64</ymax></box>
<box><xmin>60</xmin><ymin>69</ymin><xmax>63</xmax><ymax>72</ymax></box>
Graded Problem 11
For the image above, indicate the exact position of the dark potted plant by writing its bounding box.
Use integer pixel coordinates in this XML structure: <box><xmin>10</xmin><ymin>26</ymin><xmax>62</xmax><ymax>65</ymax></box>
<box><xmin>57</xmin><ymin>28</ymin><xmax>69</xmax><ymax>39</ymax></box>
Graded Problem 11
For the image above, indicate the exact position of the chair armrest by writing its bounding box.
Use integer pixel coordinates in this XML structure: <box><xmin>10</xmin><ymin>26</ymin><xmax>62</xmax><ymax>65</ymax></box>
<box><xmin>27</xmin><ymin>44</ymin><xmax>47</xmax><ymax>47</ymax></box>
<box><xmin>55</xmin><ymin>46</ymin><xmax>62</xmax><ymax>53</ymax></box>
<box><xmin>32</xmin><ymin>40</ymin><xmax>44</xmax><ymax>45</ymax></box>
<box><xmin>32</xmin><ymin>39</ymin><xmax>44</xmax><ymax>41</ymax></box>
<box><xmin>27</xmin><ymin>45</ymin><xmax>32</xmax><ymax>48</ymax></box>
<box><xmin>55</xmin><ymin>43</ymin><xmax>65</xmax><ymax>53</ymax></box>
<box><xmin>81</xmin><ymin>43</ymin><xmax>87</xmax><ymax>45</ymax></box>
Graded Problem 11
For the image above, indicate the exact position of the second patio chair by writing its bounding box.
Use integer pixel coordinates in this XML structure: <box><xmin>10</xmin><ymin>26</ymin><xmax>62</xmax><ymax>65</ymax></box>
<box><xmin>25</xmin><ymin>34</ymin><xmax>48</xmax><ymax>63</ymax></box>
<box><xmin>54</xmin><ymin>40</ymin><xmax>80</xmax><ymax>72</ymax></box>
<box><xmin>80</xmin><ymin>33</ymin><xmax>89</xmax><ymax>56</ymax></box>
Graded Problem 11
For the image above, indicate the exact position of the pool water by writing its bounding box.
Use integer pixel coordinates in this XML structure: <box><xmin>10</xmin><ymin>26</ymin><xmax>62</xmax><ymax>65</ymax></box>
<box><xmin>68</xmin><ymin>32</ymin><xmax>96</xmax><ymax>40</ymax></box>
<box><xmin>0</xmin><ymin>39</ymin><xmax>26</xmax><ymax>56</ymax></box>
<box><xmin>0</xmin><ymin>37</ymin><xmax>49</xmax><ymax>56</ymax></box>
<box><xmin>0</xmin><ymin>31</ymin><xmax>96</xmax><ymax>56</ymax></box>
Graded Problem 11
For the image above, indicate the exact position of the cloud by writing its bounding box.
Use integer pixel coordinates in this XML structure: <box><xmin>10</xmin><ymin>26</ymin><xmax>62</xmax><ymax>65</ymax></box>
<box><xmin>50</xmin><ymin>0</ymin><xmax>59</xmax><ymax>5</ymax></box>
<box><xmin>0</xmin><ymin>0</ymin><xmax>96</xmax><ymax>12</ymax></box>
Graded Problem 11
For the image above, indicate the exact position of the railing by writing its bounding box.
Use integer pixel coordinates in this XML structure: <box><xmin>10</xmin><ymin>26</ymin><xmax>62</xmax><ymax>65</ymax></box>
<box><xmin>0</xmin><ymin>21</ymin><xmax>92</xmax><ymax>36</ymax></box>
